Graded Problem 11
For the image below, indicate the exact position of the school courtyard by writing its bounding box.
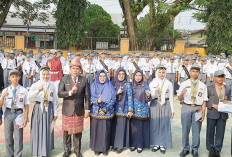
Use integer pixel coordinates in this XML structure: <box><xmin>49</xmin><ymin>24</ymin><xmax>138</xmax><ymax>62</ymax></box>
<box><xmin>0</xmin><ymin>97</ymin><xmax>231</xmax><ymax>157</ymax></box>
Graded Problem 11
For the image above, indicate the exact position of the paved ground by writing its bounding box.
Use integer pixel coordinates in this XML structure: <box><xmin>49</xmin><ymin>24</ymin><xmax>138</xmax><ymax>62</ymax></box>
<box><xmin>0</xmin><ymin>97</ymin><xmax>231</xmax><ymax>157</ymax></box>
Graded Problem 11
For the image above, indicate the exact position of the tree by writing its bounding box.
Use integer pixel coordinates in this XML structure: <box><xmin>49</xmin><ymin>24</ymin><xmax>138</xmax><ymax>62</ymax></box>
<box><xmin>0</xmin><ymin>0</ymin><xmax>14</xmax><ymax>27</ymax></box>
<box><xmin>54</xmin><ymin>0</ymin><xmax>87</xmax><ymax>49</ymax></box>
<box><xmin>84</xmin><ymin>4</ymin><xmax>120</xmax><ymax>37</ymax></box>
<box><xmin>193</xmin><ymin>0</ymin><xmax>232</xmax><ymax>54</ymax></box>
<box><xmin>0</xmin><ymin>0</ymin><xmax>57</xmax><ymax>28</ymax></box>
<box><xmin>119</xmin><ymin>0</ymin><xmax>192</xmax><ymax>51</ymax></box>
<box><xmin>137</xmin><ymin>14</ymin><xmax>182</xmax><ymax>51</ymax></box>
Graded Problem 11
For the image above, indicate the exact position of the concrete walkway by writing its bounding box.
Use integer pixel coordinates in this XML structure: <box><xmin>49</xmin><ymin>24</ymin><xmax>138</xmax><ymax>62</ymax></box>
<box><xmin>0</xmin><ymin>97</ymin><xmax>231</xmax><ymax>157</ymax></box>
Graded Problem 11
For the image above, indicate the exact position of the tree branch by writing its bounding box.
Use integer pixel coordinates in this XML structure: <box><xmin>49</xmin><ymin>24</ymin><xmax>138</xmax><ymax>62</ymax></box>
<box><xmin>0</xmin><ymin>0</ymin><xmax>14</xmax><ymax>28</ymax></box>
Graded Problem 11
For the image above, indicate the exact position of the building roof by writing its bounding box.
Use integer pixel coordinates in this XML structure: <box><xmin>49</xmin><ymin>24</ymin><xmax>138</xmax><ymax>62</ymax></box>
<box><xmin>190</xmin><ymin>28</ymin><xmax>206</xmax><ymax>34</ymax></box>
<box><xmin>3</xmin><ymin>12</ymin><xmax>123</xmax><ymax>28</ymax></box>
<box><xmin>0</xmin><ymin>25</ymin><xmax>55</xmax><ymax>33</ymax></box>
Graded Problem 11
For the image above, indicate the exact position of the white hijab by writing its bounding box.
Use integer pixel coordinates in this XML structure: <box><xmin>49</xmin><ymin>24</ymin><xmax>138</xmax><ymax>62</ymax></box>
<box><xmin>39</xmin><ymin>69</ymin><xmax>51</xmax><ymax>112</ymax></box>
<box><xmin>152</xmin><ymin>68</ymin><xmax>168</xmax><ymax>105</ymax></box>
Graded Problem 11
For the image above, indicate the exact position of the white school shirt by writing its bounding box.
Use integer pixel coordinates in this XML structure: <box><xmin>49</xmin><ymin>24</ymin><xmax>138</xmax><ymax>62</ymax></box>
<box><xmin>29</xmin><ymin>81</ymin><xmax>58</xmax><ymax>116</ymax></box>
<box><xmin>22</xmin><ymin>60</ymin><xmax>36</xmax><ymax>76</ymax></box>
<box><xmin>223</xmin><ymin>65</ymin><xmax>232</xmax><ymax>79</ymax></box>
<box><xmin>178</xmin><ymin>65</ymin><xmax>191</xmax><ymax>78</ymax></box>
<box><xmin>177</xmin><ymin>79</ymin><xmax>208</xmax><ymax>105</ymax></box>
<box><xmin>1</xmin><ymin>85</ymin><xmax>30</xmax><ymax>109</ymax></box>
<box><xmin>149</xmin><ymin>78</ymin><xmax>174</xmax><ymax>113</ymax></box>
<box><xmin>96</xmin><ymin>59</ymin><xmax>109</xmax><ymax>71</ymax></box>
<box><xmin>83</xmin><ymin>63</ymin><xmax>96</xmax><ymax>74</ymax></box>
<box><xmin>142</xmin><ymin>62</ymin><xmax>152</xmax><ymax>76</ymax></box>
<box><xmin>1</xmin><ymin>58</ymin><xmax>16</xmax><ymax>70</ymax></box>
<box><xmin>129</xmin><ymin>60</ymin><xmax>142</xmax><ymax>73</ymax></box>
<box><xmin>166</xmin><ymin>62</ymin><xmax>178</xmax><ymax>74</ymax></box>
<box><xmin>205</xmin><ymin>63</ymin><xmax>218</xmax><ymax>77</ymax></box>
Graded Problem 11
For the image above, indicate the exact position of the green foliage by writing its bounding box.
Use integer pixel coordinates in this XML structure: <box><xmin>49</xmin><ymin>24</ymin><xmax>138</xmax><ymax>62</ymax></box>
<box><xmin>9</xmin><ymin>0</ymin><xmax>57</xmax><ymax>24</ymax></box>
<box><xmin>137</xmin><ymin>14</ymin><xmax>182</xmax><ymax>50</ymax></box>
<box><xmin>84</xmin><ymin>4</ymin><xmax>120</xmax><ymax>37</ymax></box>
<box><xmin>206</xmin><ymin>0</ymin><xmax>232</xmax><ymax>54</ymax></box>
<box><xmin>54</xmin><ymin>0</ymin><xmax>87</xmax><ymax>49</ymax></box>
<box><xmin>194</xmin><ymin>0</ymin><xmax>232</xmax><ymax>54</ymax></box>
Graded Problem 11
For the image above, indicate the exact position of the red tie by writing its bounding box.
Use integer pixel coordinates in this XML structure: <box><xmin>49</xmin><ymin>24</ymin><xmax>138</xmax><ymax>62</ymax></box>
<box><xmin>73</xmin><ymin>77</ymin><xmax>78</xmax><ymax>88</ymax></box>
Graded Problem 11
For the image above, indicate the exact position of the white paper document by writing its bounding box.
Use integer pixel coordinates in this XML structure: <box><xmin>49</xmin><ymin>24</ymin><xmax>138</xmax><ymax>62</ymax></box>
<box><xmin>195</xmin><ymin>110</ymin><xmax>202</xmax><ymax>122</ymax></box>
<box><xmin>15</xmin><ymin>113</ymin><xmax>25</xmax><ymax>129</ymax></box>
<box><xmin>218</xmin><ymin>101</ymin><xmax>232</xmax><ymax>113</ymax></box>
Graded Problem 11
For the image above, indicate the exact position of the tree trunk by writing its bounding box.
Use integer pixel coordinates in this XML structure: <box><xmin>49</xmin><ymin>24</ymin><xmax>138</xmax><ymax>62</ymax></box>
<box><xmin>141</xmin><ymin>36</ymin><xmax>155</xmax><ymax>51</ymax></box>
<box><xmin>0</xmin><ymin>0</ymin><xmax>14</xmax><ymax>28</ymax></box>
<box><xmin>122</xmin><ymin>0</ymin><xmax>138</xmax><ymax>51</ymax></box>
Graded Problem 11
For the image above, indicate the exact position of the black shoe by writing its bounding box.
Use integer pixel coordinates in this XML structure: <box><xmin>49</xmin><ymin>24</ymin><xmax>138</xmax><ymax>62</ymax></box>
<box><xmin>180</xmin><ymin>149</ymin><xmax>190</xmax><ymax>157</ymax></box>
<box><xmin>137</xmin><ymin>148</ymin><xmax>143</xmax><ymax>153</ymax></box>
<box><xmin>130</xmin><ymin>147</ymin><xmax>136</xmax><ymax>152</ymax></box>
<box><xmin>63</xmin><ymin>151</ymin><xmax>71</xmax><ymax>157</ymax></box>
<box><xmin>209</xmin><ymin>149</ymin><xmax>216</xmax><ymax>157</ymax></box>
<box><xmin>116</xmin><ymin>149</ymin><xmax>123</xmax><ymax>154</ymax></box>
<box><xmin>74</xmin><ymin>152</ymin><xmax>82</xmax><ymax>157</ymax></box>
<box><xmin>94</xmin><ymin>152</ymin><xmax>101</xmax><ymax>156</ymax></box>
<box><xmin>215</xmin><ymin>151</ymin><xmax>221</xmax><ymax>157</ymax></box>
<box><xmin>192</xmin><ymin>150</ymin><xmax>199</xmax><ymax>157</ymax></box>
<box><xmin>152</xmin><ymin>146</ymin><xmax>160</xmax><ymax>152</ymax></box>
<box><xmin>160</xmin><ymin>147</ymin><xmax>166</xmax><ymax>154</ymax></box>
<box><xmin>111</xmin><ymin>147</ymin><xmax>117</xmax><ymax>152</ymax></box>
<box><xmin>102</xmin><ymin>151</ymin><xmax>108</xmax><ymax>156</ymax></box>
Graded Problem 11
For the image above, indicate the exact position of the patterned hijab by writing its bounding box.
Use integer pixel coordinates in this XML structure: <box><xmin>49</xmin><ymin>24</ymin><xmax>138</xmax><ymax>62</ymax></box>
<box><xmin>91</xmin><ymin>70</ymin><xmax>116</xmax><ymax>104</ymax></box>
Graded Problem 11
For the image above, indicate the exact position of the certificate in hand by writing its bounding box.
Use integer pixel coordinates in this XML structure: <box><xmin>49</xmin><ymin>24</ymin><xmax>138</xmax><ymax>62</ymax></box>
<box><xmin>15</xmin><ymin>113</ymin><xmax>25</xmax><ymax>129</ymax></box>
<box><xmin>218</xmin><ymin>101</ymin><xmax>232</xmax><ymax>113</ymax></box>
<box><xmin>195</xmin><ymin>110</ymin><xmax>202</xmax><ymax>122</ymax></box>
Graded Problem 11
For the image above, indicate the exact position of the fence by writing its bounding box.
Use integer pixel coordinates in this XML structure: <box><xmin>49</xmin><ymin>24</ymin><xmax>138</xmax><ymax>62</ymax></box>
<box><xmin>85</xmin><ymin>37</ymin><xmax>120</xmax><ymax>51</ymax></box>
<box><xmin>0</xmin><ymin>32</ymin><xmax>15</xmax><ymax>48</ymax></box>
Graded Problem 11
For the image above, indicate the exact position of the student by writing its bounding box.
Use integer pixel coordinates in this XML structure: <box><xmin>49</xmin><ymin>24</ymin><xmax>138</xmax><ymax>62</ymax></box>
<box><xmin>177</xmin><ymin>64</ymin><xmax>208</xmax><ymax>157</ymax></box>
<box><xmin>206</xmin><ymin>70</ymin><xmax>230</xmax><ymax>157</ymax></box>
<box><xmin>29</xmin><ymin>66</ymin><xmax>58</xmax><ymax>157</ymax></box>
<box><xmin>83</xmin><ymin>56</ymin><xmax>96</xmax><ymax>86</ymax></box>
<box><xmin>1</xmin><ymin>52</ymin><xmax>16</xmax><ymax>88</ymax></box>
<box><xmin>149</xmin><ymin>65</ymin><xmax>175</xmax><ymax>154</ymax></box>
<box><xmin>22</xmin><ymin>54</ymin><xmax>36</xmax><ymax>90</ymax></box>
<box><xmin>0</xmin><ymin>69</ymin><xmax>30</xmax><ymax>157</ymax></box>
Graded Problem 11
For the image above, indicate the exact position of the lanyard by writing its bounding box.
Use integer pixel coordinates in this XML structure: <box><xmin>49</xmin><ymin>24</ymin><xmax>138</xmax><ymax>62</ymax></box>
<box><xmin>10</xmin><ymin>86</ymin><xmax>18</xmax><ymax>101</ymax></box>
<box><xmin>214</xmin><ymin>84</ymin><xmax>225</xmax><ymax>101</ymax></box>
<box><xmin>10</xmin><ymin>86</ymin><xmax>18</xmax><ymax>107</ymax></box>
<box><xmin>190</xmin><ymin>79</ymin><xmax>199</xmax><ymax>102</ymax></box>
<box><xmin>158</xmin><ymin>80</ymin><xmax>165</xmax><ymax>98</ymax></box>
<box><xmin>43</xmin><ymin>86</ymin><xmax>49</xmax><ymax>101</ymax></box>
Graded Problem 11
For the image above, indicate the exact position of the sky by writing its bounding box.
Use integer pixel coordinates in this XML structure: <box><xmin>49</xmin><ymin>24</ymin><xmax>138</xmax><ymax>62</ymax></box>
<box><xmin>7</xmin><ymin>0</ymin><xmax>206</xmax><ymax>31</ymax></box>
<box><xmin>88</xmin><ymin>0</ymin><xmax>206</xmax><ymax>31</ymax></box>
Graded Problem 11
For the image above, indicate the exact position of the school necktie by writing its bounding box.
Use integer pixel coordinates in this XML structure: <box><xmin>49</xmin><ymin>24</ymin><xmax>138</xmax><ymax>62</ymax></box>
<box><xmin>6</xmin><ymin>60</ymin><xmax>8</xmax><ymax>70</ymax></box>
<box><xmin>89</xmin><ymin>65</ymin><xmax>91</xmax><ymax>73</ymax></box>
<box><xmin>171</xmin><ymin>63</ymin><xmax>173</xmax><ymax>73</ymax></box>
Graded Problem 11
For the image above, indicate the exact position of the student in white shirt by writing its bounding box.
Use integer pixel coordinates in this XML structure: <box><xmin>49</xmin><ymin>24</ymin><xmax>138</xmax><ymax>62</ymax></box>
<box><xmin>0</xmin><ymin>69</ymin><xmax>30</xmax><ymax>157</ymax></box>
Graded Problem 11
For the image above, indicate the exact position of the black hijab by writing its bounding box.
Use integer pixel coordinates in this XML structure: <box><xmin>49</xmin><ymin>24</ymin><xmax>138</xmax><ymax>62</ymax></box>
<box><xmin>132</xmin><ymin>69</ymin><xmax>146</xmax><ymax>104</ymax></box>
<box><xmin>114</xmin><ymin>67</ymin><xmax>128</xmax><ymax>110</ymax></box>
